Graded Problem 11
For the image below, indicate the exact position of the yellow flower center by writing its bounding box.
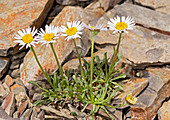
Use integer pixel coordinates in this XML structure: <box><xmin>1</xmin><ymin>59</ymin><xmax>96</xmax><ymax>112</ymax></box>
<box><xmin>22</xmin><ymin>34</ymin><xmax>33</xmax><ymax>44</ymax></box>
<box><xmin>66</xmin><ymin>27</ymin><xmax>77</xmax><ymax>36</ymax></box>
<box><xmin>43</xmin><ymin>33</ymin><xmax>54</xmax><ymax>41</ymax></box>
<box><xmin>116</xmin><ymin>22</ymin><xmax>128</xmax><ymax>30</ymax></box>
<box><xmin>90</xmin><ymin>26</ymin><xmax>97</xmax><ymax>31</ymax></box>
<box><xmin>126</xmin><ymin>93</ymin><xmax>137</xmax><ymax>105</ymax></box>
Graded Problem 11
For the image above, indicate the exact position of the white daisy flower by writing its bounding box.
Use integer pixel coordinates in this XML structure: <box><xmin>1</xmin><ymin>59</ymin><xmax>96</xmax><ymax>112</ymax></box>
<box><xmin>14</xmin><ymin>27</ymin><xmax>37</xmax><ymax>50</ymax></box>
<box><xmin>35</xmin><ymin>25</ymin><xmax>60</xmax><ymax>46</ymax></box>
<box><xmin>60</xmin><ymin>21</ymin><xmax>84</xmax><ymax>41</ymax></box>
<box><xmin>85</xmin><ymin>23</ymin><xmax>107</xmax><ymax>32</ymax></box>
<box><xmin>107</xmin><ymin>16</ymin><xmax>135</xmax><ymax>33</ymax></box>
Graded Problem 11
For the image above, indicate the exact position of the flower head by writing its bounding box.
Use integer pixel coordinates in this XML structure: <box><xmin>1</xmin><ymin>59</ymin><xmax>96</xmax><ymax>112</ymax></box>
<box><xmin>107</xmin><ymin>16</ymin><xmax>135</xmax><ymax>33</ymax></box>
<box><xmin>85</xmin><ymin>23</ymin><xmax>107</xmax><ymax>32</ymax></box>
<box><xmin>60</xmin><ymin>21</ymin><xmax>84</xmax><ymax>41</ymax></box>
<box><xmin>14</xmin><ymin>27</ymin><xmax>37</xmax><ymax>50</ymax></box>
<box><xmin>126</xmin><ymin>93</ymin><xmax>137</xmax><ymax>105</ymax></box>
<box><xmin>35</xmin><ymin>25</ymin><xmax>60</xmax><ymax>46</ymax></box>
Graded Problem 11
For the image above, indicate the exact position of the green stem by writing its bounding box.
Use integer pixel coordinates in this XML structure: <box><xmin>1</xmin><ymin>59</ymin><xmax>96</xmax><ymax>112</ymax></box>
<box><xmin>30</xmin><ymin>46</ymin><xmax>54</xmax><ymax>89</ymax></box>
<box><xmin>72</xmin><ymin>39</ymin><xmax>86</xmax><ymax>80</ymax></box>
<box><xmin>107</xmin><ymin>32</ymin><xmax>122</xmax><ymax>80</ymax></box>
<box><xmin>90</xmin><ymin>34</ymin><xmax>95</xmax><ymax>102</ymax></box>
<box><xmin>50</xmin><ymin>43</ymin><xmax>64</xmax><ymax>80</ymax></box>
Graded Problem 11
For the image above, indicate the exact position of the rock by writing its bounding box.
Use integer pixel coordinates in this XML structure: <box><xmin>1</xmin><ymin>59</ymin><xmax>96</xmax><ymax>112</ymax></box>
<box><xmin>131</xmin><ymin>68</ymin><xmax>170</xmax><ymax>119</ymax></box>
<box><xmin>30</xmin><ymin>107</ymin><xmax>41</xmax><ymax>120</ymax></box>
<box><xmin>20</xmin><ymin>108</ymin><xmax>33</xmax><ymax>120</ymax></box>
<box><xmin>37</xmin><ymin>110</ymin><xmax>45</xmax><ymax>120</ymax></box>
<box><xmin>15</xmin><ymin>92</ymin><xmax>27</xmax><ymax>103</ymax></box>
<box><xmin>68</xmin><ymin>104</ymin><xmax>85</xmax><ymax>117</ymax></box>
<box><xmin>99</xmin><ymin>0</ymin><xmax>122</xmax><ymax>11</ymax></box>
<box><xmin>0</xmin><ymin>57</ymin><xmax>9</xmax><ymax>79</ymax></box>
<box><xmin>1</xmin><ymin>92</ymin><xmax>15</xmax><ymax>116</ymax></box>
<box><xmin>10</xmin><ymin>60</ymin><xmax>20</xmax><ymax>70</ymax></box>
<box><xmin>63</xmin><ymin>57</ymin><xmax>90</xmax><ymax>72</ymax></box>
<box><xmin>2</xmin><ymin>82</ymin><xmax>11</xmax><ymax>94</ymax></box>
<box><xmin>9</xmin><ymin>69</ymin><xmax>20</xmax><ymax>78</ymax></box>
<box><xmin>158</xmin><ymin>101</ymin><xmax>170</xmax><ymax>120</ymax></box>
<box><xmin>137</xmin><ymin>68</ymin><xmax>169</xmax><ymax>107</ymax></box>
<box><xmin>10</xmin><ymin>83</ymin><xmax>25</xmax><ymax>95</ymax></box>
<box><xmin>0</xmin><ymin>82</ymin><xmax>9</xmax><ymax>98</ymax></box>
<box><xmin>21</xmin><ymin>6</ymin><xmax>105</xmax><ymax>88</ymax></box>
<box><xmin>120</xmin><ymin>26</ymin><xmax>170</xmax><ymax>63</ymax></box>
<box><xmin>131</xmin><ymin>107</ymin><xmax>147</xmax><ymax>120</ymax></box>
<box><xmin>56</xmin><ymin>0</ymin><xmax>92</xmax><ymax>6</ymax></box>
<box><xmin>0</xmin><ymin>106</ymin><xmax>20</xmax><ymax>120</ymax></box>
<box><xmin>63</xmin><ymin>44</ymin><xmax>116</xmax><ymax>72</ymax></box>
<box><xmin>13</xmin><ymin>78</ymin><xmax>24</xmax><ymax>86</ymax></box>
<box><xmin>41</xmin><ymin>105</ymin><xmax>74</xmax><ymax>119</ymax></box>
<box><xmin>13</xmin><ymin>111</ymin><xmax>20</xmax><ymax>119</ymax></box>
<box><xmin>31</xmin><ymin>0</ymin><xmax>55</xmax><ymax>29</ymax></box>
<box><xmin>118</xmin><ymin>78</ymin><xmax>149</xmax><ymax>100</ymax></box>
<box><xmin>18</xmin><ymin>102</ymin><xmax>28</xmax><ymax>117</ymax></box>
<box><xmin>134</xmin><ymin>0</ymin><xmax>170</xmax><ymax>15</ymax></box>
<box><xmin>0</xmin><ymin>0</ymin><xmax>48</xmax><ymax>56</ymax></box>
<box><xmin>28</xmin><ymin>79</ymin><xmax>51</xmax><ymax>99</ymax></box>
<box><xmin>94</xmin><ymin>45</ymin><xmax>115</xmax><ymax>60</ymax></box>
<box><xmin>11</xmin><ymin>51</ymin><xmax>27</xmax><ymax>61</ymax></box>
<box><xmin>56</xmin><ymin>0</ymin><xmax>78</xmax><ymax>5</ymax></box>
<box><xmin>4</xmin><ymin>75</ymin><xmax>14</xmax><ymax>87</ymax></box>
<box><xmin>85</xmin><ymin>0</ymin><xmax>101</xmax><ymax>10</ymax></box>
<box><xmin>114</xmin><ymin>3</ymin><xmax>170</xmax><ymax>32</ymax></box>
<box><xmin>32</xmin><ymin>93</ymin><xmax>43</xmax><ymax>101</ymax></box>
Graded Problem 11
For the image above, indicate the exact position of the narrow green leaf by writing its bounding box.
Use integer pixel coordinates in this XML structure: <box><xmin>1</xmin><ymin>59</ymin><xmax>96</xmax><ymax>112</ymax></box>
<box><xmin>28</xmin><ymin>81</ymin><xmax>49</xmax><ymax>92</ymax></box>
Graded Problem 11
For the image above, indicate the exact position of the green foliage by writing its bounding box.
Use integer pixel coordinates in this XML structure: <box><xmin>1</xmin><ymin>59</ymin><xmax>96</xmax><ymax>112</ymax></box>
<box><xmin>29</xmin><ymin>51</ymin><xmax>125</xmax><ymax>119</ymax></box>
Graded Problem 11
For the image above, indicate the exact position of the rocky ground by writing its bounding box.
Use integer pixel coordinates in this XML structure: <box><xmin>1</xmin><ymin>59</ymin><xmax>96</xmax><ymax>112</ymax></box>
<box><xmin>0</xmin><ymin>0</ymin><xmax>170</xmax><ymax>120</ymax></box>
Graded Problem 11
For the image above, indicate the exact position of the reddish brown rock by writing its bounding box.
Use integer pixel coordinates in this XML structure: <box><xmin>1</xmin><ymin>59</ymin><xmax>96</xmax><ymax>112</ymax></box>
<box><xmin>0</xmin><ymin>0</ymin><xmax>48</xmax><ymax>56</ymax></box>
<box><xmin>19</xmin><ymin>102</ymin><xmax>28</xmax><ymax>117</ymax></box>
<box><xmin>158</xmin><ymin>101</ymin><xmax>170</xmax><ymax>120</ymax></box>
<box><xmin>1</xmin><ymin>92</ymin><xmax>15</xmax><ymax>116</ymax></box>
<box><xmin>131</xmin><ymin>107</ymin><xmax>147</xmax><ymax>120</ymax></box>
<box><xmin>4</xmin><ymin>75</ymin><xmax>14</xmax><ymax>87</ymax></box>
<box><xmin>10</xmin><ymin>83</ymin><xmax>25</xmax><ymax>95</ymax></box>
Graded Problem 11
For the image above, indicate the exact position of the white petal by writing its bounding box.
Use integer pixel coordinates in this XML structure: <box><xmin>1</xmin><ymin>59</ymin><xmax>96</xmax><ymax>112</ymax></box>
<box><xmin>18</xmin><ymin>30</ymin><xmax>24</xmax><ymax>36</ymax></box>
<box><xmin>67</xmin><ymin>22</ymin><xmax>72</xmax><ymax>28</ymax></box>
